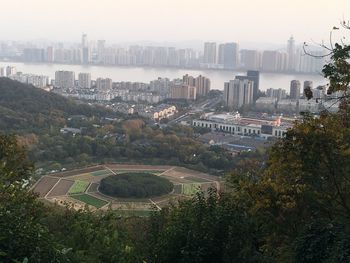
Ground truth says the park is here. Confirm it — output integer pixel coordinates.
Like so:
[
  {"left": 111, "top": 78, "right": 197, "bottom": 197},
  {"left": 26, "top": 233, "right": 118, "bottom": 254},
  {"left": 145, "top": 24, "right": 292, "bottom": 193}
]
[{"left": 31, "top": 164, "right": 221, "bottom": 216}]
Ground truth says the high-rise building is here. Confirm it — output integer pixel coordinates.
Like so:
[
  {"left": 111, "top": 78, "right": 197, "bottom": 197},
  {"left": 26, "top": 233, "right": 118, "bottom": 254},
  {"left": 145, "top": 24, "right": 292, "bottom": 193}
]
[
  {"left": 195, "top": 75, "right": 211, "bottom": 96},
  {"left": 203, "top": 42, "right": 217, "bottom": 64},
  {"left": 219, "top": 43, "right": 239, "bottom": 69},
  {"left": 240, "top": 49, "right": 261, "bottom": 70},
  {"left": 296, "top": 49, "right": 325, "bottom": 73},
  {"left": 55, "top": 71, "right": 75, "bottom": 89},
  {"left": 82, "top": 33, "right": 88, "bottom": 48},
  {"left": 183, "top": 74, "right": 196, "bottom": 86},
  {"left": 82, "top": 47, "right": 91, "bottom": 64},
  {"left": 224, "top": 79, "right": 254, "bottom": 109},
  {"left": 97, "top": 40, "right": 105, "bottom": 63},
  {"left": 78, "top": 73, "right": 91, "bottom": 89},
  {"left": 290, "top": 80, "right": 301, "bottom": 100},
  {"left": 218, "top": 44, "right": 225, "bottom": 65},
  {"left": 302, "top": 80, "right": 313, "bottom": 98},
  {"left": 277, "top": 51, "right": 288, "bottom": 72},
  {"left": 312, "top": 85, "right": 327, "bottom": 99},
  {"left": 23, "top": 48, "right": 45, "bottom": 62},
  {"left": 262, "top": 50, "right": 280, "bottom": 71},
  {"left": 266, "top": 88, "right": 286, "bottom": 101},
  {"left": 171, "top": 84, "right": 196, "bottom": 100},
  {"left": 287, "top": 36, "right": 296, "bottom": 71},
  {"left": 153, "top": 47, "right": 168, "bottom": 66},
  {"left": 142, "top": 46, "right": 154, "bottom": 65},
  {"left": 96, "top": 78, "right": 112, "bottom": 91},
  {"left": 6, "top": 66, "right": 16, "bottom": 77},
  {"left": 0, "top": 67, "right": 6, "bottom": 77},
  {"left": 167, "top": 47, "right": 179, "bottom": 66},
  {"left": 304, "top": 80, "right": 313, "bottom": 90},
  {"left": 81, "top": 33, "right": 91, "bottom": 64},
  {"left": 235, "top": 70, "right": 260, "bottom": 102},
  {"left": 183, "top": 74, "right": 211, "bottom": 96},
  {"left": 47, "top": 46, "right": 54, "bottom": 62}
]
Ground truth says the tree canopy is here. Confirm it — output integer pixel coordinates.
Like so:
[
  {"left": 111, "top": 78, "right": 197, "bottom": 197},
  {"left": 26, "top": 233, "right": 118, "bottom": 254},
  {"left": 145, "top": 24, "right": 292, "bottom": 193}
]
[{"left": 99, "top": 173, "right": 174, "bottom": 198}]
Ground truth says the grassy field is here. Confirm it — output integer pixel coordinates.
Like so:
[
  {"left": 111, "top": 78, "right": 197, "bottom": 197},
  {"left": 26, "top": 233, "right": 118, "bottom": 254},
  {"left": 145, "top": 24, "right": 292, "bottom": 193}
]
[
  {"left": 114, "top": 170, "right": 163, "bottom": 174},
  {"left": 71, "top": 194, "right": 108, "bottom": 208},
  {"left": 182, "top": 183, "right": 201, "bottom": 196},
  {"left": 184, "top": 176, "right": 211, "bottom": 183},
  {"left": 173, "top": 184, "right": 182, "bottom": 194},
  {"left": 68, "top": 180, "right": 90, "bottom": 194},
  {"left": 90, "top": 170, "right": 113, "bottom": 176}
]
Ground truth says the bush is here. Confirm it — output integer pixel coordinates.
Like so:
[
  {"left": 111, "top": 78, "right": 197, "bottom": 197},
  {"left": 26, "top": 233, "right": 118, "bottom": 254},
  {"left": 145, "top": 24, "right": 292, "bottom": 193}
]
[{"left": 99, "top": 173, "right": 173, "bottom": 198}]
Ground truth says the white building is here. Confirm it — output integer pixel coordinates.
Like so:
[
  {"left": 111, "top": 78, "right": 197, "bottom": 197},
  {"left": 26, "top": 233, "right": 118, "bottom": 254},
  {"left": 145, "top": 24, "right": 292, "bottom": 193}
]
[
  {"left": 55, "top": 71, "right": 75, "bottom": 89},
  {"left": 6, "top": 66, "right": 16, "bottom": 77},
  {"left": 224, "top": 79, "right": 254, "bottom": 109},
  {"left": 192, "top": 112, "right": 291, "bottom": 139},
  {"left": 78, "top": 73, "right": 91, "bottom": 89},
  {"left": 255, "top": 97, "right": 277, "bottom": 112},
  {"left": 298, "top": 99, "right": 319, "bottom": 113},
  {"left": 138, "top": 104, "right": 177, "bottom": 121},
  {"left": 277, "top": 99, "right": 298, "bottom": 112},
  {"left": 96, "top": 78, "right": 112, "bottom": 91},
  {"left": 10, "top": 72, "right": 50, "bottom": 89}
]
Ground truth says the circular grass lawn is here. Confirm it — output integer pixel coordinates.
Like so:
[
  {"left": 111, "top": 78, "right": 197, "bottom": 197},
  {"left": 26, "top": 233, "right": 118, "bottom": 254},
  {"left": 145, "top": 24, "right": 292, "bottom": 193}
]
[{"left": 99, "top": 172, "right": 173, "bottom": 198}]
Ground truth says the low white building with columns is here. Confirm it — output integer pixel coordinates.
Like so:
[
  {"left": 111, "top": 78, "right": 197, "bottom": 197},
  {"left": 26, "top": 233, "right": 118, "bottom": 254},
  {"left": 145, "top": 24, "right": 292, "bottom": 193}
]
[{"left": 192, "top": 112, "right": 292, "bottom": 139}]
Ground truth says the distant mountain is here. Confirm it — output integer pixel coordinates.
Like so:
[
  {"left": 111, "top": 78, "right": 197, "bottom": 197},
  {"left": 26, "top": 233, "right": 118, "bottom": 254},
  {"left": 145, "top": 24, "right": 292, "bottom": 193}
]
[{"left": 0, "top": 77, "right": 114, "bottom": 133}]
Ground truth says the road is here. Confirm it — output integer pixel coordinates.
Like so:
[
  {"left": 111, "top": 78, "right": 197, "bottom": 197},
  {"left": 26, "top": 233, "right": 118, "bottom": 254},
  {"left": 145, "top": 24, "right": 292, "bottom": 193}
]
[{"left": 168, "top": 96, "right": 222, "bottom": 125}]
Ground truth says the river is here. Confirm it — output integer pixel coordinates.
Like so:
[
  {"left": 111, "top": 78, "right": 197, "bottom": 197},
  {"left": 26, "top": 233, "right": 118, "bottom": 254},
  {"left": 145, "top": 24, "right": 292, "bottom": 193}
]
[{"left": 0, "top": 62, "right": 327, "bottom": 91}]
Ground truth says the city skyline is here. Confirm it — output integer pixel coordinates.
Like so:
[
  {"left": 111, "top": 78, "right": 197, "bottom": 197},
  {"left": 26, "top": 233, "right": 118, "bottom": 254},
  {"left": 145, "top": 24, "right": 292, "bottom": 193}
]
[
  {"left": 2, "top": 34, "right": 326, "bottom": 75},
  {"left": 0, "top": 0, "right": 349, "bottom": 45}
]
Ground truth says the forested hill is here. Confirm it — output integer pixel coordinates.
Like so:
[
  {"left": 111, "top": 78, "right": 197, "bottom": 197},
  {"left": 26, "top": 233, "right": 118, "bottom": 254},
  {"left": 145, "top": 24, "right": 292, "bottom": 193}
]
[{"left": 0, "top": 77, "right": 115, "bottom": 133}]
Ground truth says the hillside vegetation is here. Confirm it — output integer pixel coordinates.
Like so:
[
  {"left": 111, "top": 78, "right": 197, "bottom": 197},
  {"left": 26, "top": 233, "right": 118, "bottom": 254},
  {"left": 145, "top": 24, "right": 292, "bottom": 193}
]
[{"left": 0, "top": 77, "right": 115, "bottom": 133}]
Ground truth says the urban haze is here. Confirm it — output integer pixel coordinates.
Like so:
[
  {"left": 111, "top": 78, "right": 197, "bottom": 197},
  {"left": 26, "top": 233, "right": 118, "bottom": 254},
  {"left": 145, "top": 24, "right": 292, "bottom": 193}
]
[{"left": 1, "top": 1, "right": 350, "bottom": 263}]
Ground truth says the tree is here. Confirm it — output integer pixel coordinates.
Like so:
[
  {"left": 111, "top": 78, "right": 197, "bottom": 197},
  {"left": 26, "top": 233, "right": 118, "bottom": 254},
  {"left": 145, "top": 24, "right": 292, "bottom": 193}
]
[
  {"left": 227, "top": 21, "right": 350, "bottom": 261},
  {"left": 0, "top": 134, "right": 63, "bottom": 262},
  {"left": 144, "top": 190, "right": 266, "bottom": 263}
]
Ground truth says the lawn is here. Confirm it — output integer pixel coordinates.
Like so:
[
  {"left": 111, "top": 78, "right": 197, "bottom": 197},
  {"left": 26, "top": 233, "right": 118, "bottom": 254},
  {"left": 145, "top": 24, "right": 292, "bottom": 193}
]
[
  {"left": 182, "top": 183, "right": 201, "bottom": 196},
  {"left": 114, "top": 170, "right": 163, "bottom": 174},
  {"left": 71, "top": 194, "right": 108, "bottom": 208},
  {"left": 173, "top": 184, "right": 183, "bottom": 194},
  {"left": 68, "top": 180, "right": 90, "bottom": 194},
  {"left": 184, "top": 176, "right": 212, "bottom": 183},
  {"left": 90, "top": 170, "right": 113, "bottom": 176}
]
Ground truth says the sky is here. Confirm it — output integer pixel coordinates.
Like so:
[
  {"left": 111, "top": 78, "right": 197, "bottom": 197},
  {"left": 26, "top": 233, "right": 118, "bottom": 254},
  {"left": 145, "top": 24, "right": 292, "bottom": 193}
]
[{"left": 1, "top": 0, "right": 349, "bottom": 46}]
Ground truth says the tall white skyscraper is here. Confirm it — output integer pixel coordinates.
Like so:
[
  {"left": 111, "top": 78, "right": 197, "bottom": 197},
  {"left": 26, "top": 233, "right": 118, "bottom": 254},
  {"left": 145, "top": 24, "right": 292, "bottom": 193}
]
[
  {"left": 203, "top": 42, "right": 217, "bottom": 64},
  {"left": 81, "top": 33, "right": 91, "bottom": 64},
  {"left": 220, "top": 42, "right": 239, "bottom": 69},
  {"left": 224, "top": 79, "right": 254, "bottom": 109},
  {"left": 82, "top": 33, "right": 88, "bottom": 48},
  {"left": 97, "top": 40, "right": 105, "bottom": 63},
  {"left": 240, "top": 49, "right": 261, "bottom": 70},
  {"left": 287, "top": 36, "right": 296, "bottom": 71}
]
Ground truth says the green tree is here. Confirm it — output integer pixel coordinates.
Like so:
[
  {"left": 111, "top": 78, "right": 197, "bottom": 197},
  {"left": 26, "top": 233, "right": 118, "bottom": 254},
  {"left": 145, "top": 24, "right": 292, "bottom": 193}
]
[
  {"left": 144, "top": 190, "right": 265, "bottom": 263},
  {"left": 0, "top": 134, "right": 63, "bottom": 262}
]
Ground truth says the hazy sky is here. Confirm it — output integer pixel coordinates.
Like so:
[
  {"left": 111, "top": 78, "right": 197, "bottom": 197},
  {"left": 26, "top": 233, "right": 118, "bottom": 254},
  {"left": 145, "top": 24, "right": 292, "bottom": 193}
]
[{"left": 1, "top": 0, "right": 349, "bottom": 45}]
